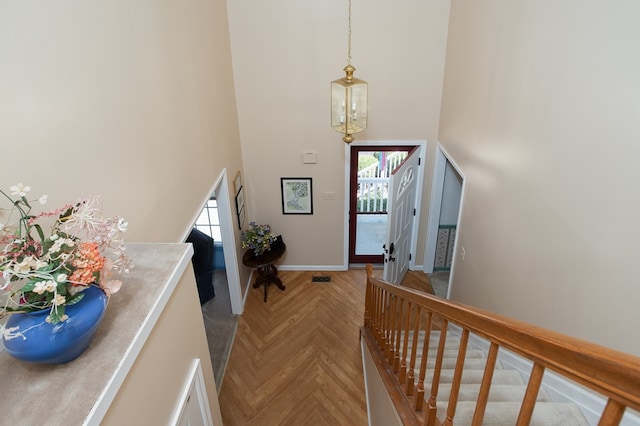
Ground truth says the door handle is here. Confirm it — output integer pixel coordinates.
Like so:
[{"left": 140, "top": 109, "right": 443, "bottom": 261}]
[{"left": 388, "top": 242, "right": 395, "bottom": 255}]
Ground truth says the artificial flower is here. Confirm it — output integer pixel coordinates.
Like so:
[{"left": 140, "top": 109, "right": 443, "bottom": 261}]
[
  {"left": 241, "top": 222, "right": 277, "bottom": 256},
  {"left": 0, "top": 184, "right": 132, "bottom": 327}
]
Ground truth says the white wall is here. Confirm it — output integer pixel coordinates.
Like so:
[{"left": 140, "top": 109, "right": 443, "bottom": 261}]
[
  {"left": 226, "top": 0, "right": 451, "bottom": 268},
  {"left": 439, "top": 0, "right": 640, "bottom": 355},
  {"left": 0, "top": 1, "right": 240, "bottom": 241},
  {"left": 0, "top": 0, "right": 252, "bottom": 290}
]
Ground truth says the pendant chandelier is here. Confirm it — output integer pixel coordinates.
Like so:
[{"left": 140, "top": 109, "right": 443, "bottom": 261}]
[{"left": 331, "top": 0, "right": 368, "bottom": 144}]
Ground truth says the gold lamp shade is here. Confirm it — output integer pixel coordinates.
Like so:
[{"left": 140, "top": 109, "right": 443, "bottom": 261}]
[{"left": 331, "top": 64, "right": 368, "bottom": 144}]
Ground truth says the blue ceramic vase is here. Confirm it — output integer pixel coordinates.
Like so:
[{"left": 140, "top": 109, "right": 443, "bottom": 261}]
[{"left": 2, "top": 285, "right": 108, "bottom": 364}]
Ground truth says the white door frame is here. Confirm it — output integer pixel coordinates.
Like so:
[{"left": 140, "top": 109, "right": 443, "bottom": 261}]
[
  {"left": 424, "top": 144, "right": 466, "bottom": 296},
  {"left": 184, "top": 169, "right": 243, "bottom": 314},
  {"left": 212, "top": 170, "right": 243, "bottom": 314},
  {"left": 344, "top": 140, "right": 427, "bottom": 269}
]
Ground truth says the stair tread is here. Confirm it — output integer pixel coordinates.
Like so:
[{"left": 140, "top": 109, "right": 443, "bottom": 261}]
[
  {"left": 436, "top": 401, "right": 590, "bottom": 426},
  {"left": 414, "top": 349, "right": 488, "bottom": 359},
  {"left": 425, "top": 357, "right": 502, "bottom": 370},
  {"left": 399, "top": 330, "right": 588, "bottom": 426},
  {"left": 423, "top": 368, "right": 525, "bottom": 385},
  {"left": 434, "top": 383, "right": 553, "bottom": 402}
]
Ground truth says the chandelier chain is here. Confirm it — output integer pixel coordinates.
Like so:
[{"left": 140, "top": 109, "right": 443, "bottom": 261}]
[{"left": 347, "top": 0, "right": 352, "bottom": 65}]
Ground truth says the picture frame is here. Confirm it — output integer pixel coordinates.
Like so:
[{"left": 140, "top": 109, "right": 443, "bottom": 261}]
[
  {"left": 235, "top": 186, "right": 245, "bottom": 214},
  {"left": 235, "top": 186, "right": 245, "bottom": 230},
  {"left": 233, "top": 171, "right": 243, "bottom": 196},
  {"left": 237, "top": 206, "right": 246, "bottom": 230},
  {"left": 281, "top": 177, "right": 313, "bottom": 215}
]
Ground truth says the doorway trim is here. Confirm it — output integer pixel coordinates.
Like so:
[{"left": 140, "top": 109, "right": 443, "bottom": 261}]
[
  {"left": 424, "top": 144, "right": 466, "bottom": 296},
  {"left": 348, "top": 145, "right": 414, "bottom": 265},
  {"left": 344, "top": 140, "right": 427, "bottom": 269},
  {"left": 185, "top": 169, "right": 243, "bottom": 314},
  {"left": 212, "top": 170, "right": 243, "bottom": 314}
]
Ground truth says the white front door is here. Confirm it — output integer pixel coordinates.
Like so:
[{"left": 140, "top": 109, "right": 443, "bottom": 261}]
[{"left": 383, "top": 147, "right": 420, "bottom": 284}]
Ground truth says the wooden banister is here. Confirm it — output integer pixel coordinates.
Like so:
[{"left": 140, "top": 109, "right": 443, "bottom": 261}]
[
  {"left": 517, "top": 362, "right": 545, "bottom": 425},
  {"left": 361, "top": 266, "right": 640, "bottom": 425},
  {"left": 473, "top": 341, "right": 499, "bottom": 425}
]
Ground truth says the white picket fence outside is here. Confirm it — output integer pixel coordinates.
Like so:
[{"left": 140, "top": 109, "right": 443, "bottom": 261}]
[
  {"left": 357, "top": 151, "right": 407, "bottom": 213},
  {"left": 357, "top": 177, "right": 388, "bottom": 213}
]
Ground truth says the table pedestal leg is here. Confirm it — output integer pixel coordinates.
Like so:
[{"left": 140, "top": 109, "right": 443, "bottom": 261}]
[{"left": 252, "top": 264, "right": 286, "bottom": 302}]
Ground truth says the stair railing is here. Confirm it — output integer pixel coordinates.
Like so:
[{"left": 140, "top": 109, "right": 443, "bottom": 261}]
[{"left": 361, "top": 265, "right": 640, "bottom": 426}]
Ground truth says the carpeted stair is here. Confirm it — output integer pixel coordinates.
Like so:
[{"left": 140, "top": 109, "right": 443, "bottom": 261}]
[{"left": 408, "top": 330, "right": 590, "bottom": 425}]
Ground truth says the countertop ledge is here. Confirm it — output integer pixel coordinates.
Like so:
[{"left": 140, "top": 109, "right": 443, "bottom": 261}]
[{"left": 0, "top": 243, "right": 194, "bottom": 426}]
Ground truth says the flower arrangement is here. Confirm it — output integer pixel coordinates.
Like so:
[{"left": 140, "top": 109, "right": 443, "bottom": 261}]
[
  {"left": 0, "top": 183, "right": 132, "bottom": 339},
  {"left": 241, "top": 222, "right": 277, "bottom": 257}
]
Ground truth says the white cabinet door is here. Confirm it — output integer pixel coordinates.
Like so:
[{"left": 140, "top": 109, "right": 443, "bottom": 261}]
[{"left": 174, "top": 359, "right": 215, "bottom": 426}]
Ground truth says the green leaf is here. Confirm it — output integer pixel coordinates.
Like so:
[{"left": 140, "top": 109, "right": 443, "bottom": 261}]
[
  {"left": 47, "top": 306, "right": 66, "bottom": 324},
  {"left": 21, "top": 281, "right": 36, "bottom": 292},
  {"left": 32, "top": 223, "right": 46, "bottom": 244},
  {"left": 38, "top": 262, "right": 55, "bottom": 272},
  {"left": 65, "top": 292, "right": 85, "bottom": 306}
]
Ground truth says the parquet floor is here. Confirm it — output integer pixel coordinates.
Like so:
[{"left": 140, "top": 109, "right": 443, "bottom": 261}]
[{"left": 218, "top": 268, "right": 432, "bottom": 425}]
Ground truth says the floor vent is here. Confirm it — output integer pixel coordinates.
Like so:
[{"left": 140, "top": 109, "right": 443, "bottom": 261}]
[{"left": 311, "top": 276, "right": 331, "bottom": 283}]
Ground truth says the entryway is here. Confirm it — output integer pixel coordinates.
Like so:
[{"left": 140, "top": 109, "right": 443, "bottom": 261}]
[
  {"left": 191, "top": 169, "right": 243, "bottom": 390},
  {"left": 424, "top": 144, "right": 465, "bottom": 299},
  {"left": 348, "top": 145, "right": 413, "bottom": 264}
]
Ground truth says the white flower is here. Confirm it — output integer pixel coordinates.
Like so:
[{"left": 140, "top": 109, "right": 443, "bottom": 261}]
[
  {"left": 14, "top": 256, "right": 33, "bottom": 274},
  {"left": 33, "top": 258, "right": 48, "bottom": 269},
  {"left": 117, "top": 218, "right": 128, "bottom": 232},
  {"left": 33, "top": 280, "right": 57, "bottom": 294},
  {"left": 38, "top": 195, "right": 48, "bottom": 205},
  {"left": 49, "top": 239, "right": 64, "bottom": 254},
  {"left": 53, "top": 294, "right": 66, "bottom": 306},
  {"left": 9, "top": 183, "right": 31, "bottom": 197},
  {"left": 48, "top": 237, "right": 73, "bottom": 254},
  {"left": 33, "top": 281, "right": 46, "bottom": 294},
  {"left": 56, "top": 273, "right": 67, "bottom": 283}
]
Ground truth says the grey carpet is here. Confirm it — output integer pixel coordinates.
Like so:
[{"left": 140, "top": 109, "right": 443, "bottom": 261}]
[
  {"left": 200, "top": 269, "right": 238, "bottom": 391},
  {"left": 416, "top": 330, "right": 589, "bottom": 425},
  {"left": 428, "top": 271, "right": 450, "bottom": 298}
]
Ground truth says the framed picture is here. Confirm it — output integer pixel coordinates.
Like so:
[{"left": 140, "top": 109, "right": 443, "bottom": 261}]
[
  {"left": 235, "top": 186, "right": 245, "bottom": 214},
  {"left": 233, "top": 171, "right": 243, "bottom": 196},
  {"left": 281, "top": 177, "right": 313, "bottom": 215},
  {"left": 237, "top": 206, "right": 246, "bottom": 230}
]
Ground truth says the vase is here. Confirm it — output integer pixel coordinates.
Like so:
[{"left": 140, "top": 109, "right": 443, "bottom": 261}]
[{"left": 2, "top": 285, "right": 108, "bottom": 364}]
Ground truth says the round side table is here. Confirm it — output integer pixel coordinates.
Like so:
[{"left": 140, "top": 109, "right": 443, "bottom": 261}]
[{"left": 242, "top": 236, "right": 286, "bottom": 302}]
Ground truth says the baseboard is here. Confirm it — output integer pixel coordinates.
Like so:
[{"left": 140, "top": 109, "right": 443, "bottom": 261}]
[
  {"left": 278, "top": 264, "right": 349, "bottom": 271},
  {"left": 277, "top": 264, "right": 423, "bottom": 272}
]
